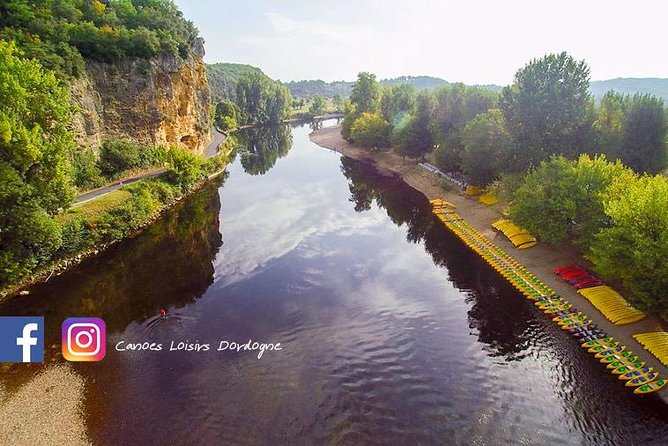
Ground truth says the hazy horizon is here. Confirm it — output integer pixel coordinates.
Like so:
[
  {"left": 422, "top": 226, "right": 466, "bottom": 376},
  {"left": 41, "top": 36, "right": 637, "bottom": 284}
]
[{"left": 175, "top": 0, "right": 668, "bottom": 84}]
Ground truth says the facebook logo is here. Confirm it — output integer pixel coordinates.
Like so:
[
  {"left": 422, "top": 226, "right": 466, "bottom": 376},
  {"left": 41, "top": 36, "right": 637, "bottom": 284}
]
[{"left": 0, "top": 317, "right": 44, "bottom": 363}]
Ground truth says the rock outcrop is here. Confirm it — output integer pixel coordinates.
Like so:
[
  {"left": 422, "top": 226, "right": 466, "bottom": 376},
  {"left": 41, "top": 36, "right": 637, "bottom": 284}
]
[{"left": 70, "top": 38, "right": 211, "bottom": 155}]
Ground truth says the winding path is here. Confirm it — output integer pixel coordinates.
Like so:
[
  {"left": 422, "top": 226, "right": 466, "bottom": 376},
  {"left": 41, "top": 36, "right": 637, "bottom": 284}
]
[{"left": 73, "top": 128, "right": 227, "bottom": 207}]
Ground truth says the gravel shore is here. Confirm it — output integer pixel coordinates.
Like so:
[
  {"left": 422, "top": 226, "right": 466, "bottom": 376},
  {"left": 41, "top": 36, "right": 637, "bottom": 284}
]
[{"left": 0, "top": 365, "right": 90, "bottom": 446}]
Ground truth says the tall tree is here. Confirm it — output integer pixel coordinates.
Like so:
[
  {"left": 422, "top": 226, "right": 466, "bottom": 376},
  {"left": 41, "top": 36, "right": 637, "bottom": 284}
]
[
  {"left": 589, "top": 174, "right": 668, "bottom": 315},
  {"left": 0, "top": 40, "right": 75, "bottom": 283},
  {"left": 461, "top": 109, "right": 512, "bottom": 186},
  {"left": 500, "top": 52, "right": 593, "bottom": 170},
  {"left": 508, "top": 154, "right": 634, "bottom": 247},
  {"left": 432, "top": 83, "right": 497, "bottom": 172},
  {"left": 350, "top": 72, "right": 381, "bottom": 114},
  {"left": 380, "top": 84, "right": 416, "bottom": 123},
  {"left": 619, "top": 94, "right": 667, "bottom": 173}
]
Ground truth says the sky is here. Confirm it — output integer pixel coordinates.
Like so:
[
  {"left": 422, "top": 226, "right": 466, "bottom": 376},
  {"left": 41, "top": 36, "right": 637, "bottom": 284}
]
[{"left": 174, "top": 0, "right": 668, "bottom": 85}]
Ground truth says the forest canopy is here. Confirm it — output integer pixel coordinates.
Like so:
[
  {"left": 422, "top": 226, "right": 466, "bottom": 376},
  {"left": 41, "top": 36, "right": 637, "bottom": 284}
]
[{"left": 0, "top": 0, "right": 200, "bottom": 77}]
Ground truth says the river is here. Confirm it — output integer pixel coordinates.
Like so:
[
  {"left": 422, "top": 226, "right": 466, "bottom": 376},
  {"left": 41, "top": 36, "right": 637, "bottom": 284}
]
[{"left": 1, "top": 121, "right": 666, "bottom": 445}]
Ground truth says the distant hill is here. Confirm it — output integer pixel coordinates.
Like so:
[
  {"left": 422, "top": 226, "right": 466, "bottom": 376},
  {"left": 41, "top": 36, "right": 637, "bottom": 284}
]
[
  {"left": 206, "top": 63, "right": 273, "bottom": 102},
  {"left": 208, "top": 64, "right": 668, "bottom": 105},
  {"left": 380, "top": 76, "right": 448, "bottom": 90},
  {"left": 590, "top": 78, "right": 668, "bottom": 102},
  {"left": 284, "top": 80, "right": 353, "bottom": 99},
  {"left": 286, "top": 76, "right": 449, "bottom": 99}
]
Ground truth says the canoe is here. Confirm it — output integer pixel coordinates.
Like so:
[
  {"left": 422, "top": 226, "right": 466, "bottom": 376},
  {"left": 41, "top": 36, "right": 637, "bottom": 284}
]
[
  {"left": 594, "top": 346, "right": 625, "bottom": 359},
  {"left": 581, "top": 337, "right": 614, "bottom": 348},
  {"left": 618, "top": 365, "right": 652, "bottom": 379},
  {"left": 588, "top": 342, "right": 620, "bottom": 353},
  {"left": 634, "top": 379, "right": 666, "bottom": 394},
  {"left": 605, "top": 354, "right": 639, "bottom": 368},
  {"left": 625, "top": 372, "right": 659, "bottom": 387}
]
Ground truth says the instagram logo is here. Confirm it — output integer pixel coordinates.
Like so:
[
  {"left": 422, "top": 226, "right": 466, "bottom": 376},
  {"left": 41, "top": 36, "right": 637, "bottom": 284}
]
[{"left": 62, "top": 318, "right": 106, "bottom": 362}]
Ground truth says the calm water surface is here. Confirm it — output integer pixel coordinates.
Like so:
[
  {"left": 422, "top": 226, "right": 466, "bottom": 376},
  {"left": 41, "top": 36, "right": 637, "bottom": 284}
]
[{"left": 1, "top": 122, "right": 667, "bottom": 445}]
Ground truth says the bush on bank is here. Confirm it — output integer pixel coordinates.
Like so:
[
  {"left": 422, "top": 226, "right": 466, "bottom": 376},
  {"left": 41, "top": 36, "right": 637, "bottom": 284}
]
[{"left": 1, "top": 147, "right": 228, "bottom": 291}]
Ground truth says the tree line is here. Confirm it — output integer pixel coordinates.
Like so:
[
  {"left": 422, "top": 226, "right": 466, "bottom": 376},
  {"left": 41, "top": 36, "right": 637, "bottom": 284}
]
[
  {"left": 0, "top": 0, "right": 199, "bottom": 78},
  {"left": 341, "top": 53, "right": 668, "bottom": 315},
  {"left": 213, "top": 71, "right": 292, "bottom": 131},
  {"left": 342, "top": 53, "right": 667, "bottom": 179}
]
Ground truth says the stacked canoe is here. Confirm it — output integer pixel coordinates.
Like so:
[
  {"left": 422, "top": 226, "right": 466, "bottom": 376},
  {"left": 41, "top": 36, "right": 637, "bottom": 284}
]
[
  {"left": 633, "top": 332, "right": 668, "bottom": 367},
  {"left": 491, "top": 219, "right": 538, "bottom": 249},
  {"left": 429, "top": 199, "right": 665, "bottom": 395},
  {"left": 478, "top": 194, "right": 498, "bottom": 206},
  {"left": 578, "top": 286, "right": 645, "bottom": 325}
]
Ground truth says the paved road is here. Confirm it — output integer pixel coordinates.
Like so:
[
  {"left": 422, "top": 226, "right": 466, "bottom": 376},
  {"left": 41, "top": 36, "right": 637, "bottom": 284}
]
[{"left": 74, "top": 128, "right": 227, "bottom": 206}]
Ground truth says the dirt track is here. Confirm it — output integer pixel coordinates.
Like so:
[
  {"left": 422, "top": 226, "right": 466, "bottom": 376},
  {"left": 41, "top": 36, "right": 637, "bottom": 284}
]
[{"left": 310, "top": 125, "right": 668, "bottom": 400}]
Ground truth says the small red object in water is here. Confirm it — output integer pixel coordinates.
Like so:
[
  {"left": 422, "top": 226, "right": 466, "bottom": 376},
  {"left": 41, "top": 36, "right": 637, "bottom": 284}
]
[{"left": 159, "top": 309, "right": 167, "bottom": 317}]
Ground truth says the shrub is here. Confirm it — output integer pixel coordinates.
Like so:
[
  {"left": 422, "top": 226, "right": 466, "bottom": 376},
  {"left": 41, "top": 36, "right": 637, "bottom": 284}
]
[
  {"left": 72, "top": 148, "right": 104, "bottom": 190},
  {"left": 99, "top": 139, "right": 143, "bottom": 176},
  {"left": 349, "top": 112, "right": 391, "bottom": 148},
  {"left": 166, "top": 147, "right": 206, "bottom": 190}
]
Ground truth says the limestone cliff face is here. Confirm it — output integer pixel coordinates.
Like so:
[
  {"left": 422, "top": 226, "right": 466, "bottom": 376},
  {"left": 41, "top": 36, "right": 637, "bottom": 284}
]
[{"left": 70, "top": 39, "right": 211, "bottom": 155}]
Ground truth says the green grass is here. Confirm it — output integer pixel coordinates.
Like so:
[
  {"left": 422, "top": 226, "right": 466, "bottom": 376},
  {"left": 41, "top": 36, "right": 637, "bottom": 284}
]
[{"left": 57, "top": 190, "right": 133, "bottom": 224}]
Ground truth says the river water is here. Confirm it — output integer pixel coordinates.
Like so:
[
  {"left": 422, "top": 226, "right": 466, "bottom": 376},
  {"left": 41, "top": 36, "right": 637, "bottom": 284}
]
[{"left": 1, "top": 122, "right": 666, "bottom": 445}]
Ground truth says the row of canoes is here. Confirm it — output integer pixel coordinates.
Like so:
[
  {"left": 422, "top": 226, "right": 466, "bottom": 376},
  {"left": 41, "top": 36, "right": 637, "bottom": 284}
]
[{"left": 429, "top": 199, "right": 665, "bottom": 395}]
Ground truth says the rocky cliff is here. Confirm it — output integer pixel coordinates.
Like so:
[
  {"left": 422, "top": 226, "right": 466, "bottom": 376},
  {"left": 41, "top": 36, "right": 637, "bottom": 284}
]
[{"left": 70, "top": 38, "right": 211, "bottom": 155}]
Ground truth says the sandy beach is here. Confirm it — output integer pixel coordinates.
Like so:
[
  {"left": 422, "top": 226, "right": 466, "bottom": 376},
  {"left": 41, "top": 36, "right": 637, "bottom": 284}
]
[
  {"left": 0, "top": 365, "right": 90, "bottom": 445},
  {"left": 310, "top": 125, "right": 668, "bottom": 401}
]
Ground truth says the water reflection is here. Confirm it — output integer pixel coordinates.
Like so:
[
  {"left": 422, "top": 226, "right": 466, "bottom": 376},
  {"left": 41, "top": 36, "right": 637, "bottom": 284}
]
[
  {"left": 0, "top": 179, "right": 224, "bottom": 378},
  {"left": 340, "top": 156, "right": 533, "bottom": 359},
  {"left": 237, "top": 125, "right": 293, "bottom": 175}
]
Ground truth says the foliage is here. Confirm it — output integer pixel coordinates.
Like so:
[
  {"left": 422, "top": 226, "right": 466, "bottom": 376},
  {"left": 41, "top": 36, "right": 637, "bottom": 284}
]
[
  {"left": 589, "top": 175, "right": 668, "bottom": 315},
  {"left": 236, "top": 71, "right": 292, "bottom": 125},
  {"left": 618, "top": 94, "right": 667, "bottom": 173},
  {"left": 99, "top": 139, "right": 165, "bottom": 177},
  {"left": 72, "top": 148, "right": 104, "bottom": 190},
  {"left": 214, "top": 100, "right": 240, "bottom": 131},
  {"left": 431, "top": 83, "right": 497, "bottom": 172},
  {"left": 349, "top": 112, "right": 391, "bottom": 148},
  {"left": 460, "top": 109, "right": 512, "bottom": 186},
  {"left": 166, "top": 146, "right": 206, "bottom": 190},
  {"left": 508, "top": 154, "right": 634, "bottom": 247},
  {"left": 500, "top": 52, "right": 593, "bottom": 171},
  {"left": 0, "top": 0, "right": 200, "bottom": 77},
  {"left": 380, "top": 84, "right": 416, "bottom": 123},
  {"left": 284, "top": 75, "right": 447, "bottom": 99},
  {"left": 350, "top": 72, "right": 382, "bottom": 114},
  {"left": 206, "top": 62, "right": 270, "bottom": 102},
  {"left": 393, "top": 91, "right": 434, "bottom": 159},
  {"left": 0, "top": 40, "right": 75, "bottom": 284},
  {"left": 593, "top": 92, "right": 667, "bottom": 173},
  {"left": 308, "top": 95, "right": 327, "bottom": 117}
]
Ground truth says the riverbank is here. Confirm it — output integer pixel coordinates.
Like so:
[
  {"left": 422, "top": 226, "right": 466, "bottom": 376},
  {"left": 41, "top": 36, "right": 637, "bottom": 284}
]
[
  {"left": 310, "top": 125, "right": 668, "bottom": 400},
  {"left": 0, "top": 365, "right": 89, "bottom": 445},
  {"left": 0, "top": 143, "right": 234, "bottom": 301}
]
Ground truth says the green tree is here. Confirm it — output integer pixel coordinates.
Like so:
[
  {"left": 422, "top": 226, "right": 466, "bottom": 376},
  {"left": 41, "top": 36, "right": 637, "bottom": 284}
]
[
  {"left": 332, "top": 94, "right": 343, "bottom": 112},
  {"left": 166, "top": 146, "right": 205, "bottom": 190},
  {"left": 508, "top": 154, "right": 634, "bottom": 247},
  {"left": 380, "top": 84, "right": 416, "bottom": 123},
  {"left": 618, "top": 94, "right": 667, "bottom": 173},
  {"left": 432, "top": 83, "right": 497, "bottom": 172},
  {"left": 589, "top": 175, "right": 668, "bottom": 315},
  {"left": 500, "top": 52, "right": 593, "bottom": 170},
  {"left": 350, "top": 72, "right": 381, "bottom": 114},
  {"left": 461, "top": 109, "right": 512, "bottom": 186},
  {"left": 592, "top": 91, "right": 626, "bottom": 157},
  {"left": 214, "top": 100, "right": 240, "bottom": 131},
  {"left": 0, "top": 40, "right": 75, "bottom": 284},
  {"left": 236, "top": 72, "right": 292, "bottom": 125},
  {"left": 350, "top": 112, "right": 390, "bottom": 148},
  {"left": 308, "top": 95, "right": 326, "bottom": 117}
]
